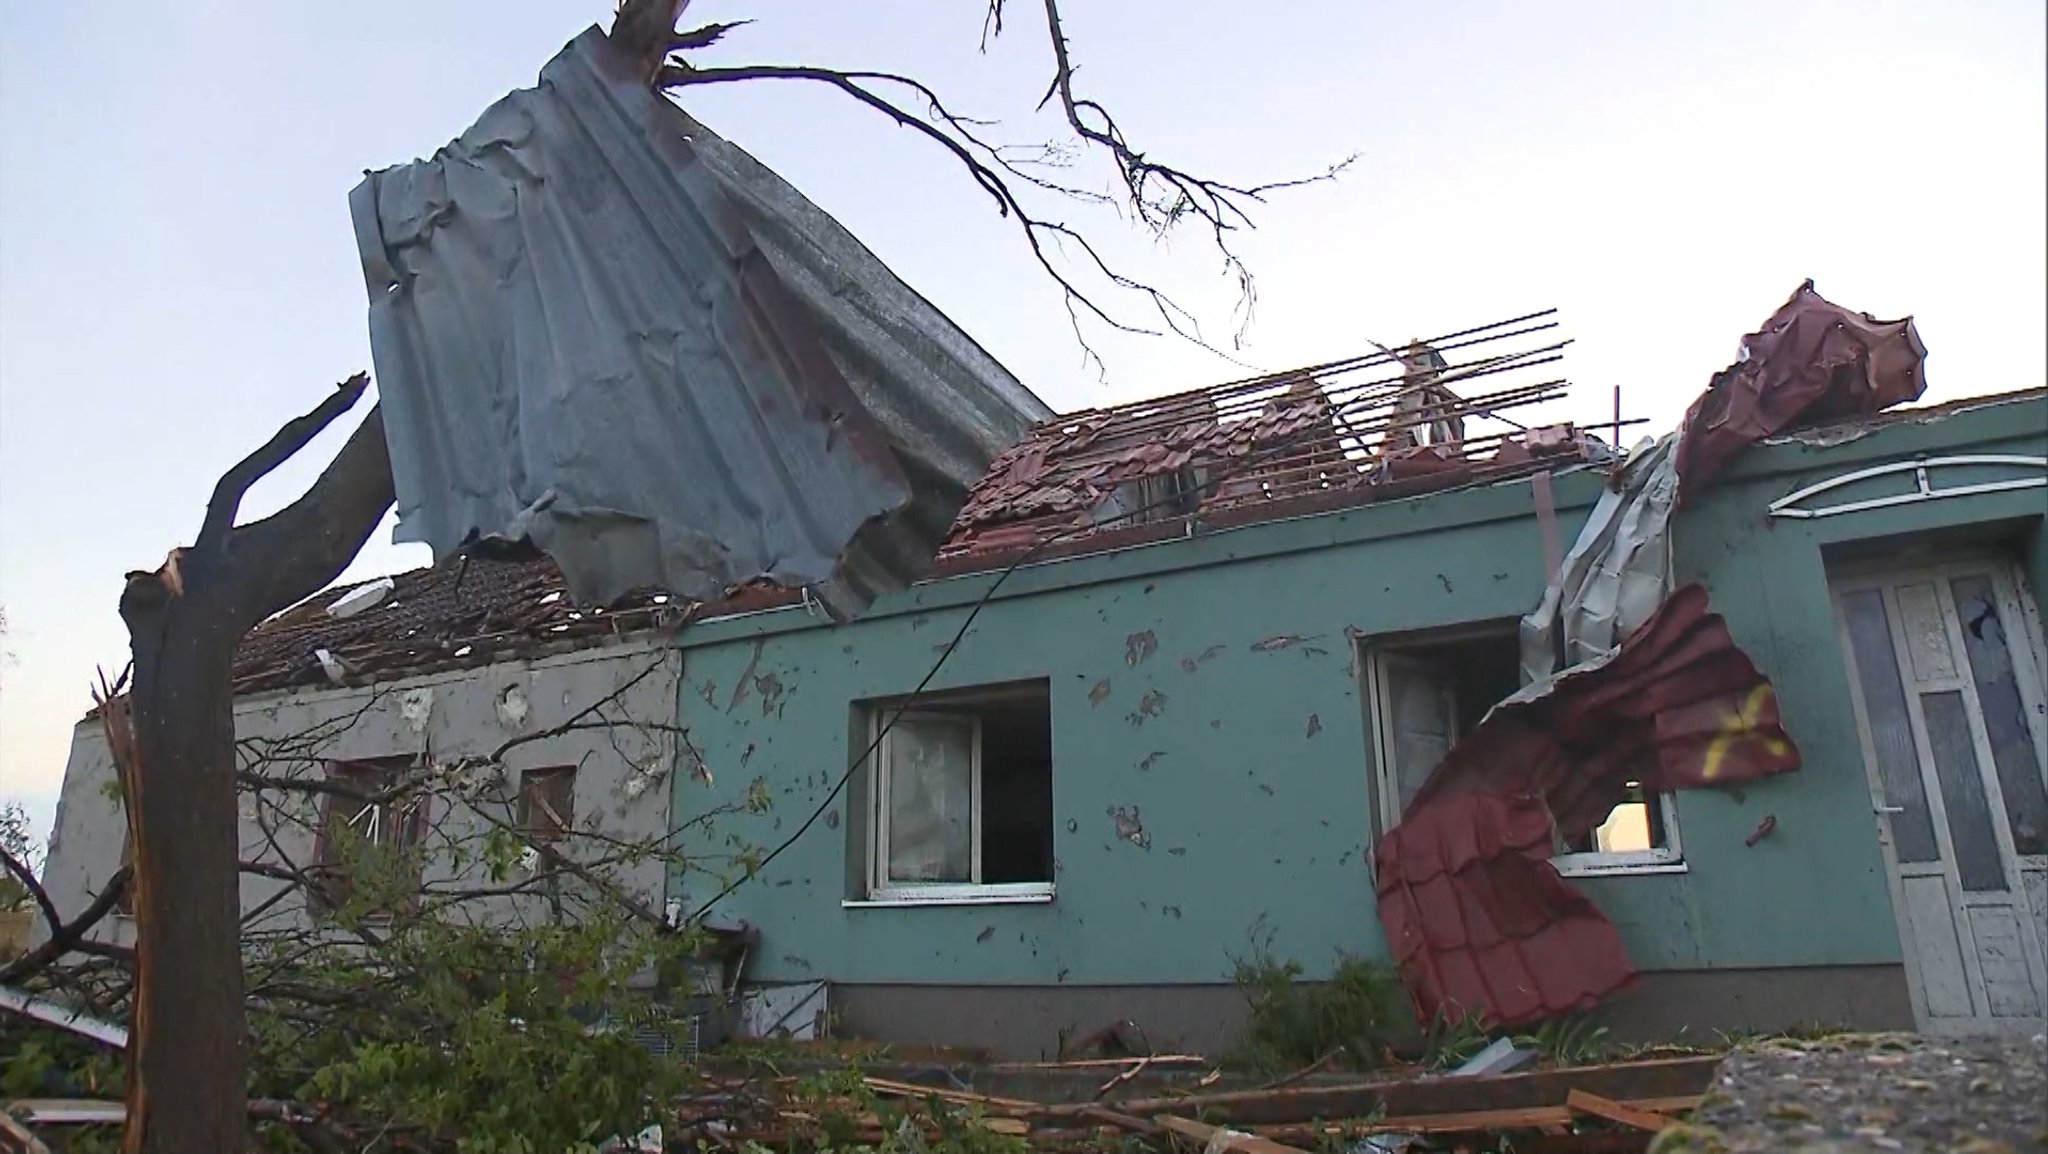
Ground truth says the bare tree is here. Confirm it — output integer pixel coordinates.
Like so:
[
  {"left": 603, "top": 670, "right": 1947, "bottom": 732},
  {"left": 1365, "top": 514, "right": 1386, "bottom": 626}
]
[
  {"left": 13, "top": 657, "right": 757, "bottom": 1152},
  {"left": 104, "top": 2, "right": 1337, "bottom": 1148}
]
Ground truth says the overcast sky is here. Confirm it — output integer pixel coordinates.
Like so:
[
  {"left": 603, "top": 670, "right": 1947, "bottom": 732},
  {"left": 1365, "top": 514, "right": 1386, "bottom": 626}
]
[{"left": 3, "top": 0, "right": 2043, "bottom": 847}]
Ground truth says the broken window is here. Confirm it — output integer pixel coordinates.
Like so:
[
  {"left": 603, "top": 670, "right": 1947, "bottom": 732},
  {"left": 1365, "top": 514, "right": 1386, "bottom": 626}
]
[
  {"left": 1365, "top": 626, "right": 1683, "bottom": 875},
  {"left": 518, "top": 766, "right": 578, "bottom": 843},
  {"left": 1090, "top": 466, "right": 1210, "bottom": 527},
  {"left": 854, "top": 681, "right": 1054, "bottom": 903},
  {"left": 313, "top": 757, "right": 427, "bottom": 912}
]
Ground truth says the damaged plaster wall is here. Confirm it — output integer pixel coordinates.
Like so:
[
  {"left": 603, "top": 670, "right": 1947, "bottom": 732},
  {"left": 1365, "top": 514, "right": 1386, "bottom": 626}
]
[
  {"left": 35, "top": 638, "right": 683, "bottom": 952},
  {"left": 666, "top": 471, "right": 1620, "bottom": 1036},
  {"left": 1616, "top": 390, "right": 2048, "bottom": 975},
  {"left": 661, "top": 391, "right": 2048, "bottom": 1056}
]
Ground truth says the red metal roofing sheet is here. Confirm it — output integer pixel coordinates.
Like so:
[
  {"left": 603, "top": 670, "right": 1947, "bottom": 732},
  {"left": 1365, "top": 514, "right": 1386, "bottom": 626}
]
[
  {"left": 1676, "top": 279, "right": 1926, "bottom": 505},
  {"left": 1377, "top": 584, "right": 1801, "bottom": 1028},
  {"left": 1373, "top": 789, "right": 1636, "bottom": 1029}
]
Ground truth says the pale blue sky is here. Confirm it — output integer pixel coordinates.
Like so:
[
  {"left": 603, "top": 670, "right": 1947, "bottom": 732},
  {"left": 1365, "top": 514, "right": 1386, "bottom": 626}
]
[{"left": 3, "top": 1, "right": 2043, "bottom": 847}]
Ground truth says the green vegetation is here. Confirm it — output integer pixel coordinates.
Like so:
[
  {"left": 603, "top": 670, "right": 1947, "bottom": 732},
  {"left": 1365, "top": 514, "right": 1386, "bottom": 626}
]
[
  {"left": 1230, "top": 949, "right": 1410, "bottom": 1073},
  {"left": 1235, "top": 947, "right": 1626, "bottom": 1077}
]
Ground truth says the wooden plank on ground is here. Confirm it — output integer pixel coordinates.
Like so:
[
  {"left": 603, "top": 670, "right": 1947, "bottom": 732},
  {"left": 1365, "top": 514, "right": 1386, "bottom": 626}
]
[
  {"left": 1510, "top": 1133, "right": 1655, "bottom": 1154},
  {"left": 1015, "top": 1054, "right": 1207, "bottom": 1069},
  {"left": 1107, "top": 1055, "right": 1722, "bottom": 1125},
  {"left": 1256, "top": 1096, "right": 1700, "bottom": 1144},
  {"left": 1155, "top": 1114, "right": 1310, "bottom": 1153},
  {"left": 0, "top": 1108, "right": 54, "bottom": 1154},
  {"left": 1565, "top": 1089, "right": 1676, "bottom": 1132},
  {"left": 862, "top": 1076, "right": 1039, "bottom": 1114}
]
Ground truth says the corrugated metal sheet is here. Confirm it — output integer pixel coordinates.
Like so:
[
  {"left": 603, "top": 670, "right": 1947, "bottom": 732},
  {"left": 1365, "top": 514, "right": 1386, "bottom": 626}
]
[
  {"left": 1415, "top": 583, "right": 1800, "bottom": 837},
  {"left": 1519, "top": 281, "right": 1925, "bottom": 685},
  {"left": 1376, "top": 282, "right": 1924, "bottom": 1029},
  {"left": 350, "top": 26, "right": 1049, "bottom": 620},
  {"left": 1373, "top": 790, "right": 1636, "bottom": 1028},
  {"left": 1377, "top": 585, "right": 1799, "bottom": 1028},
  {"left": 1677, "top": 279, "right": 1926, "bottom": 506}
]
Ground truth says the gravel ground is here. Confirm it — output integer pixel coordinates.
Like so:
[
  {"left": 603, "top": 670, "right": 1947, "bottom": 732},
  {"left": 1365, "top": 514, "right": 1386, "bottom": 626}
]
[{"left": 1650, "top": 1032, "right": 2046, "bottom": 1153}]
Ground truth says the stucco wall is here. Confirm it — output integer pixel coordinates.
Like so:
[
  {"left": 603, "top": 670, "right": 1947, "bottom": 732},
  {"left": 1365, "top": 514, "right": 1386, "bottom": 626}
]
[
  {"left": 669, "top": 471, "right": 1607, "bottom": 987},
  {"left": 36, "top": 637, "right": 681, "bottom": 951},
  {"left": 667, "top": 393, "right": 2048, "bottom": 1003}
]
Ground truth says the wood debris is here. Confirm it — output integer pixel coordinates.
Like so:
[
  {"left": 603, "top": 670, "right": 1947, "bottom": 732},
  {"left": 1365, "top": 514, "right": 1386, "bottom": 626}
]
[{"left": 645, "top": 1053, "right": 1723, "bottom": 1151}]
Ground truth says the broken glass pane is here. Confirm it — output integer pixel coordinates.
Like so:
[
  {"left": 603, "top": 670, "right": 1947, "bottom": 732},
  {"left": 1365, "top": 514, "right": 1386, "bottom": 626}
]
[
  {"left": 1922, "top": 690, "right": 2008, "bottom": 892},
  {"left": 884, "top": 718, "right": 976, "bottom": 883},
  {"left": 1840, "top": 590, "right": 1940, "bottom": 863},
  {"left": 1950, "top": 576, "right": 2048, "bottom": 856}
]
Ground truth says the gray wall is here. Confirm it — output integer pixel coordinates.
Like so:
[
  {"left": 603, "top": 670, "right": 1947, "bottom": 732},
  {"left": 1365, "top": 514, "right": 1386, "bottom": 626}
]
[{"left": 35, "top": 637, "right": 681, "bottom": 952}]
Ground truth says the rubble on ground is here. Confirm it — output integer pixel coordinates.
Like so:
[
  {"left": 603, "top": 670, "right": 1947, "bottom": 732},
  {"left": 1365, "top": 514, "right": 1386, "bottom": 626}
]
[{"left": 1654, "top": 1033, "right": 2047, "bottom": 1154}]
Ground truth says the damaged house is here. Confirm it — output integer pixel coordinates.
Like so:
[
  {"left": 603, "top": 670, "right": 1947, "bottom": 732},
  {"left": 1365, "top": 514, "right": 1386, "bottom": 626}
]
[{"left": 35, "top": 290, "right": 2048, "bottom": 1059}]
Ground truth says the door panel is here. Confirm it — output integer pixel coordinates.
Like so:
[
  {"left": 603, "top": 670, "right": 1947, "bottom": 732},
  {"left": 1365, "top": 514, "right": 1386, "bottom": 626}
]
[
  {"left": 1902, "top": 873, "right": 1975, "bottom": 1018},
  {"left": 1951, "top": 575, "right": 2048, "bottom": 856},
  {"left": 2027, "top": 871, "right": 2048, "bottom": 990},
  {"left": 1833, "top": 559, "right": 2048, "bottom": 1035},
  {"left": 1970, "top": 905, "right": 2042, "bottom": 1016},
  {"left": 1839, "top": 588, "right": 1942, "bottom": 861},
  {"left": 1922, "top": 689, "right": 2010, "bottom": 893}
]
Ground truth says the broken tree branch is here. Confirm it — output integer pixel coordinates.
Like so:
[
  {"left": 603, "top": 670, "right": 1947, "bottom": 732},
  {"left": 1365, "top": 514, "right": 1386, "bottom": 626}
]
[
  {"left": 2, "top": 844, "right": 61, "bottom": 937},
  {"left": 659, "top": 7, "right": 1348, "bottom": 370},
  {"left": 197, "top": 373, "right": 370, "bottom": 556},
  {"left": 222, "top": 400, "right": 394, "bottom": 627},
  {"left": 0, "top": 868, "right": 134, "bottom": 985}
]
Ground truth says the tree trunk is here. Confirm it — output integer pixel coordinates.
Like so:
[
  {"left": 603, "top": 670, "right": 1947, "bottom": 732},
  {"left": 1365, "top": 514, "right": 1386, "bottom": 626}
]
[
  {"left": 112, "top": 15, "right": 700, "bottom": 1150},
  {"left": 118, "top": 391, "right": 394, "bottom": 1154},
  {"left": 117, "top": 572, "right": 247, "bottom": 1153}
]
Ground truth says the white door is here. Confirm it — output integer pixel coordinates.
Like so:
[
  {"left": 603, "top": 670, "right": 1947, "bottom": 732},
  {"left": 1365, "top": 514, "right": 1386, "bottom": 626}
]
[{"left": 1831, "top": 560, "right": 2048, "bottom": 1035}]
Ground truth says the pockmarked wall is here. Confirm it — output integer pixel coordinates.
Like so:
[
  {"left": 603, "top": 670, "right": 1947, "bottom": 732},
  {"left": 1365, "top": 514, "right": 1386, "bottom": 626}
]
[
  {"left": 668, "top": 473, "right": 1608, "bottom": 990},
  {"left": 35, "top": 638, "right": 682, "bottom": 953},
  {"left": 1659, "top": 392, "right": 2048, "bottom": 968},
  {"left": 669, "top": 391, "right": 2046, "bottom": 1052}
]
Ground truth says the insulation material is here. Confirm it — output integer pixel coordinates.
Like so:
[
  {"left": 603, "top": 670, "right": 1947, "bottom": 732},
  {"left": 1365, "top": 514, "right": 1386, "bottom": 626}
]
[
  {"left": 351, "top": 27, "right": 1048, "bottom": 619},
  {"left": 1519, "top": 438, "right": 1678, "bottom": 684},
  {"left": 740, "top": 981, "right": 829, "bottom": 1041}
]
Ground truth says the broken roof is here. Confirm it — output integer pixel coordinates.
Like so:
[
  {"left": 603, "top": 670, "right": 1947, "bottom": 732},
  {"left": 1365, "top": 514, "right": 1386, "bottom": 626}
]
[
  {"left": 938, "top": 315, "right": 1609, "bottom": 564},
  {"left": 228, "top": 378, "right": 2033, "bottom": 698},
  {"left": 232, "top": 326, "right": 1616, "bottom": 694}
]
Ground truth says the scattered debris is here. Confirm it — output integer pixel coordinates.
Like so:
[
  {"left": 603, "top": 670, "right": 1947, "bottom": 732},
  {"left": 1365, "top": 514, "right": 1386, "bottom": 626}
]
[
  {"left": 1744, "top": 815, "right": 1777, "bottom": 847},
  {"left": 1670, "top": 1033, "right": 2044, "bottom": 1153},
  {"left": 632, "top": 1051, "right": 1727, "bottom": 1151},
  {"left": 0, "top": 985, "right": 127, "bottom": 1049},
  {"left": 325, "top": 576, "right": 394, "bottom": 618}
]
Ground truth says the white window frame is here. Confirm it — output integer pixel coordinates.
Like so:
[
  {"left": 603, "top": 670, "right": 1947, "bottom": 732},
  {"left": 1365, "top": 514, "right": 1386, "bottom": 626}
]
[
  {"left": 1365, "top": 630, "right": 1687, "bottom": 878},
  {"left": 1550, "top": 788, "right": 1686, "bottom": 878},
  {"left": 859, "top": 709, "right": 1055, "bottom": 907}
]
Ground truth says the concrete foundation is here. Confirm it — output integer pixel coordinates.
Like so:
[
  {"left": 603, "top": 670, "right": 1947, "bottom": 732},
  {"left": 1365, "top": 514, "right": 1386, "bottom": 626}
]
[{"left": 829, "top": 964, "right": 1917, "bottom": 1060}]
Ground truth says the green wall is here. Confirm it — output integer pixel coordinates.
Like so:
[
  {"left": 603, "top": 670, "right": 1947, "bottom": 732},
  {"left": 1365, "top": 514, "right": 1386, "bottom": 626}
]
[{"left": 669, "top": 392, "right": 2048, "bottom": 987}]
